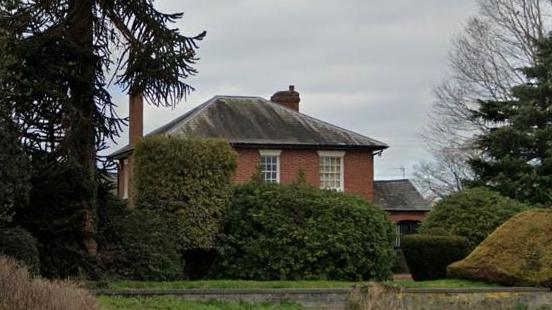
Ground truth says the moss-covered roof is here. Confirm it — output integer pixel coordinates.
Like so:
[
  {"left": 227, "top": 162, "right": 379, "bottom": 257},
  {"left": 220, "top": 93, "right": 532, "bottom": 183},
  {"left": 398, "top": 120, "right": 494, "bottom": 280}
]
[{"left": 109, "top": 96, "right": 388, "bottom": 159}]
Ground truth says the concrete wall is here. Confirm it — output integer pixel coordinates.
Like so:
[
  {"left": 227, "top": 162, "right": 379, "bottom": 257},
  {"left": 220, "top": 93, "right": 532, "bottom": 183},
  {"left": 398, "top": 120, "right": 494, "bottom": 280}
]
[{"left": 95, "top": 287, "right": 552, "bottom": 310}]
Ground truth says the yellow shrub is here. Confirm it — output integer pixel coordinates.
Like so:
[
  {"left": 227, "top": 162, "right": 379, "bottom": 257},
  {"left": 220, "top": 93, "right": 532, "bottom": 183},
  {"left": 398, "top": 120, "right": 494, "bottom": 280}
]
[{"left": 448, "top": 209, "right": 552, "bottom": 287}]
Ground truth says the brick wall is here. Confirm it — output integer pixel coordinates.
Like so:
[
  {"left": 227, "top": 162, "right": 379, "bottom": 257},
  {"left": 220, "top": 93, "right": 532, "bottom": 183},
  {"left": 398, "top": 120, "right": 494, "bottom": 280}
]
[
  {"left": 119, "top": 147, "right": 376, "bottom": 204},
  {"left": 233, "top": 147, "right": 375, "bottom": 201}
]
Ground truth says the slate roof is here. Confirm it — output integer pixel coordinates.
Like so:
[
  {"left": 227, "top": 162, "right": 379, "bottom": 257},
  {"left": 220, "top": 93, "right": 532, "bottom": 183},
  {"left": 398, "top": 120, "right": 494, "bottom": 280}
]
[
  {"left": 109, "top": 95, "right": 388, "bottom": 158},
  {"left": 373, "top": 179, "right": 431, "bottom": 212}
]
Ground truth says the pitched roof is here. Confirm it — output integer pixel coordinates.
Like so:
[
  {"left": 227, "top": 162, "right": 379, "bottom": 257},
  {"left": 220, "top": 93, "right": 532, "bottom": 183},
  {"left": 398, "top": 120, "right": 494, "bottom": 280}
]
[
  {"left": 373, "top": 179, "right": 431, "bottom": 212},
  {"left": 109, "top": 95, "right": 388, "bottom": 158}
]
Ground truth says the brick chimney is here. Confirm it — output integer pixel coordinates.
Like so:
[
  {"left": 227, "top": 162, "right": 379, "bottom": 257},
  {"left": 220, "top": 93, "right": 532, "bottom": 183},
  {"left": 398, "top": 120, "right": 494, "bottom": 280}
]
[
  {"left": 271, "top": 85, "right": 300, "bottom": 111},
  {"left": 129, "top": 90, "right": 143, "bottom": 145}
]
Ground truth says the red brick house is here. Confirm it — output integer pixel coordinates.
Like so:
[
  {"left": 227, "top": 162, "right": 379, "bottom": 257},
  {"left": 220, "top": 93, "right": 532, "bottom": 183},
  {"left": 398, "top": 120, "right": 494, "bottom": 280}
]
[{"left": 109, "top": 86, "right": 430, "bottom": 229}]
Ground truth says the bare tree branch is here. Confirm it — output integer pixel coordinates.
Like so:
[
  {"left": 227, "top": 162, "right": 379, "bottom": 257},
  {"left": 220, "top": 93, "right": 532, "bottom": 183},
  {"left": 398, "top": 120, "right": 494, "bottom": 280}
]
[{"left": 418, "top": 0, "right": 551, "bottom": 198}]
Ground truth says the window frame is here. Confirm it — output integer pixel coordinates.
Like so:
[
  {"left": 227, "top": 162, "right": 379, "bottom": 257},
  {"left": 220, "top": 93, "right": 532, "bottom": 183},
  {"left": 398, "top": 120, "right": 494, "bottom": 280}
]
[
  {"left": 259, "top": 149, "right": 281, "bottom": 184},
  {"left": 317, "top": 150, "right": 345, "bottom": 191},
  {"left": 395, "top": 220, "right": 420, "bottom": 248}
]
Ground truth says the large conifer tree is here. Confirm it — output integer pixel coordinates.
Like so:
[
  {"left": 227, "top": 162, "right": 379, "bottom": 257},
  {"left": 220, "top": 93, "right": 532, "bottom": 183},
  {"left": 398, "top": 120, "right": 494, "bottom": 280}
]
[
  {"left": 0, "top": 0, "right": 205, "bottom": 256},
  {"left": 470, "top": 36, "right": 552, "bottom": 206}
]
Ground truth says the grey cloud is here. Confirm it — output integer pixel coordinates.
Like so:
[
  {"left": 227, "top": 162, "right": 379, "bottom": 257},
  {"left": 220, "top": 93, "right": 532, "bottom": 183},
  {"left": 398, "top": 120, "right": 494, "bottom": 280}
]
[{"left": 108, "top": 0, "right": 478, "bottom": 179}]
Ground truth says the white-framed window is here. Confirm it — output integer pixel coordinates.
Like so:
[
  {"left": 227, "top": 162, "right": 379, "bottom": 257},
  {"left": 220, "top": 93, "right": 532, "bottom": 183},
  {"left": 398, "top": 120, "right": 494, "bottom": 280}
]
[
  {"left": 318, "top": 151, "right": 345, "bottom": 191},
  {"left": 123, "top": 159, "right": 129, "bottom": 199},
  {"left": 259, "top": 150, "right": 281, "bottom": 183}
]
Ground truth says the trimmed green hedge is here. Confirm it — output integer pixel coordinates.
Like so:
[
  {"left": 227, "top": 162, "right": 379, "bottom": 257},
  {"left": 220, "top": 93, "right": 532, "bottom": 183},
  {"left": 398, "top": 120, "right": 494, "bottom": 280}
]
[
  {"left": 420, "top": 187, "right": 528, "bottom": 248},
  {"left": 133, "top": 137, "right": 236, "bottom": 251},
  {"left": 448, "top": 209, "right": 552, "bottom": 287},
  {"left": 402, "top": 234, "right": 469, "bottom": 281},
  {"left": 0, "top": 227, "right": 39, "bottom": 273},
  {"left": 216, "top": 183, "right": 396, "bottom": 281},
  {"left": 98, "top": 193, "right": 182, "bottom": 280}
]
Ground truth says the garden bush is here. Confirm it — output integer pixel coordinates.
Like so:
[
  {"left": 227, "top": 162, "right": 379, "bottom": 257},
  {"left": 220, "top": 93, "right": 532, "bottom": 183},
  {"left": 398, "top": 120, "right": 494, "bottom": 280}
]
[
  {"left": 133, "top": 137, "right": 236, "bottom": 252},
  {"left": 97, "top": 192, "right": 182, "bottom": 280},
  {"left": 216, "top": 183, "right": 396, "bottom": 281},
  {"left": 0, "top": 256, "right": 97, "bottom": 310},
  {"left": 0, "top": 228, "right": 39, "bottom": 273},
  {"left": 448, "top": 209, "right": 552, "bottom": 287},
  {"left": 16, "top": 164, "right": 98, "bottom": 278},
  {"left": 401, "top": 234, "right": 469, "bottom": 281},
  {"left": 0, "top": 106, "right": 30, "bottom": 225},
  {"left": 420, "top": 187, "right": 528, "bottom": 248}
]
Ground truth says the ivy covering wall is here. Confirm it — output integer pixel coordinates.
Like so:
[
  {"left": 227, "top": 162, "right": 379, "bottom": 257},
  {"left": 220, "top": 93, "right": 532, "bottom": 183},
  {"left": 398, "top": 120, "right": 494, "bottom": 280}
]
[{"left": 133, "top": 136, "right": 237, "bottom": 251}]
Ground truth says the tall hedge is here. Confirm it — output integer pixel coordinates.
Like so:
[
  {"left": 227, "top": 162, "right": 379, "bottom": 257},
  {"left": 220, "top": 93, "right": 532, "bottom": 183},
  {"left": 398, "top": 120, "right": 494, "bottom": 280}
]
[
  {"left": 133, "top": 137, "right": 236, "bottom": 251},
  {"left": 401, "top": 234, "right": 469, "bottom": 281},
  {"left": 216, "top": 183, "right": 396, "bottom": 281},
  {"left": 420, "top": 187, "right": 528, "bottom": 248}
]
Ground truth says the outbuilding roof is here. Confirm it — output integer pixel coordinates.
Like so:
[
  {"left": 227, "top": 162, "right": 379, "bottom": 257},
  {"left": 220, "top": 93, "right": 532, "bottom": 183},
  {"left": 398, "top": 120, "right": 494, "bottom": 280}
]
[
  {"left": 109, "top": 95, "right": 388, "bottom": 158},
  {"left": 373, "top": 179, "right": 431, "bottom": 212}
]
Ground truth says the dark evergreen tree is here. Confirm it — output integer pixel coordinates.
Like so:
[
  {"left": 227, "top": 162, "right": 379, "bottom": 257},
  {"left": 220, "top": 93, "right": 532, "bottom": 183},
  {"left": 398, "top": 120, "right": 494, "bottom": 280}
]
[
  {"left": 470, "top": 36, "right": 552, "bottom": 206},
  {"left": 0, "top": 104, "right": 30, "bottom": 226},
  {"left": 0, "top": 0, "right": 204, "bottom": 258}
]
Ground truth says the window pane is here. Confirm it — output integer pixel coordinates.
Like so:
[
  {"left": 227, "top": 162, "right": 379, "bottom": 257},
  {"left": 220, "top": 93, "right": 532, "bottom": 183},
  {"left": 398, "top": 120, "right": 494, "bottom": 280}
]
[
  {"left": 260, "top": 155, "right": 279, "bottom": 183},
  {"left": 319, "top": 156, "right": 342, "bottom": 191}
]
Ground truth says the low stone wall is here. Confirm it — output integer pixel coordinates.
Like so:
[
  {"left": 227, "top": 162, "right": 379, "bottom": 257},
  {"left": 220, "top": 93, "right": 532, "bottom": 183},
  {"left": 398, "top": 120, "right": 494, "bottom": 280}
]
[{"left": 95, "top": 287, "right": 552, "bottom": 310}]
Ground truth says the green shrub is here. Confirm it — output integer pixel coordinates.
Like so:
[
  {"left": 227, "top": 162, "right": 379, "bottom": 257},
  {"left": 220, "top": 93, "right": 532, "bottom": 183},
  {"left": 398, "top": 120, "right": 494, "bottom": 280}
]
[
  {"left": 0, "top": 228, "right": 39, "bottom": 273},
  {"left": 133, "top": 137, "right": 236, "bottom": 251},
  {"left": 0, "top": 106, "right": 31, "bottom": 225},
  {"left": 16, "top": 164, "right": 97, "bottom": 278},
  {"left": 448, "top": 209, "right": 552, "bottom": 287},
  {"left": 420, "top": 187, "right": 528, "bottom": 248},
  {"left": 216, "top": 183, "right": 396, "bottom": 281},
  {"left": 402, "top": 234, "right": 469, "bottom": 281},
  {"left": 97, "top": 193, "right": 182, "bottom": 280}
]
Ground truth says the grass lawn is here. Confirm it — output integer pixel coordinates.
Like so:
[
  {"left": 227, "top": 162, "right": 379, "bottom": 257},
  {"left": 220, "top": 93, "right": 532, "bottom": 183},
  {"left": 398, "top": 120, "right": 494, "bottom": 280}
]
[
  {"left": 98, "top": 296, "right": 302, "bottom": 310},
  {"left": 101, "top": 279, "right": 498, "bottom": 290}
]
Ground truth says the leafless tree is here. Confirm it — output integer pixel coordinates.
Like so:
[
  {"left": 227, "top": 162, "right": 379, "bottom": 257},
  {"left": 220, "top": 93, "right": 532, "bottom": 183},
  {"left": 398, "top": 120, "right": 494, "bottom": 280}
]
[
  {"left": 416, "top": 0, "right": 551, "bottom": 198},
  {"left": 413, "top": 146, "right": 475, "bottom": 201}
]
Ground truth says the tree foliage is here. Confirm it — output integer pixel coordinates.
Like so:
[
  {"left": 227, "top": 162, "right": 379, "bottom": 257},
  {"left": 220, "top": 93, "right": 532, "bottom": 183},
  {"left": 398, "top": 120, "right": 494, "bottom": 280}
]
[
  {"left": 419, "top": 0, "right": 552, "bottom": 198},
  {"left": 420, "top": 187, "right": 528, "bottom": 248},
  {"left": 0, "top": 0, "right": 205, "bottom": 260},
  {"left": 470, "top": 36, "right": 552, "bottom": 205},
  {"left": 0, "top": 106, "right": 30, "bottom": 225},
  {"left": 216, "top": 183, "right": 396, "bottom": 281}
]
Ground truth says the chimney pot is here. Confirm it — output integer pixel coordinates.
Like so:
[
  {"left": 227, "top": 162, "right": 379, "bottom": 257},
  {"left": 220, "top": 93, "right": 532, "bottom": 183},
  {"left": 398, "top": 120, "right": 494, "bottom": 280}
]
[{"left": 270, "top": 85, "right": 300, "bottom": 112}]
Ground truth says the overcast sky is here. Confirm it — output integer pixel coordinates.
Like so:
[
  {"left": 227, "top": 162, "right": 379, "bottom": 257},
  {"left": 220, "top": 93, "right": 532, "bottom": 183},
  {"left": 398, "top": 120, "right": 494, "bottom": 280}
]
[{"left": 108, "top": 0, "right": 478, "bottom": 180}]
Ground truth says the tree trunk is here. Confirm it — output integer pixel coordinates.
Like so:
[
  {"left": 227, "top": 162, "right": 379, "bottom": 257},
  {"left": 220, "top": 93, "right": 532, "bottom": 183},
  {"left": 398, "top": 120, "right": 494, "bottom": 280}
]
[{"left": 66, "top": 0, "right": 97, "bottom": 256}]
